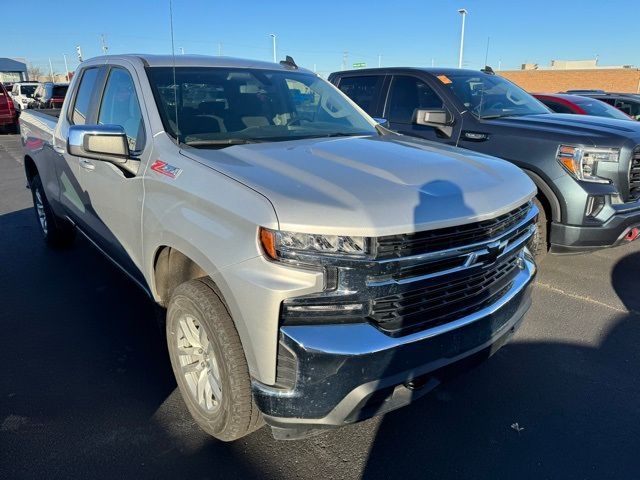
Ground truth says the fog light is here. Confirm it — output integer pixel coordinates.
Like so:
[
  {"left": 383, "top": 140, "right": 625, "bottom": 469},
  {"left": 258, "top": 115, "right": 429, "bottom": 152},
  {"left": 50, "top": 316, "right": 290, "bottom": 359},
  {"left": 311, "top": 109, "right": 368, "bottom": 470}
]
[{"left": 586, "top": 195, "right": 605, "bottom": 218}]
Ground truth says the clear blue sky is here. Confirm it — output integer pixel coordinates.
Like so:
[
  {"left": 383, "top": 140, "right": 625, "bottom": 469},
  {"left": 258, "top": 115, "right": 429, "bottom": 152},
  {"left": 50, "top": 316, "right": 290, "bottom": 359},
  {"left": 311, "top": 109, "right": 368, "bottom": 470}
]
[{"left": 3, "top": 0, "right": 638, "bottom": 77}]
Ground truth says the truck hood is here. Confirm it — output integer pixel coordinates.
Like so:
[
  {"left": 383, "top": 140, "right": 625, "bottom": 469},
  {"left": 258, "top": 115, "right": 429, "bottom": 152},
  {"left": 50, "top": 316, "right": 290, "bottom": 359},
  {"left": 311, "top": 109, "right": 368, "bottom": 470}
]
[
  {"left": 489, "top": 113, "right": 640, "bottom": 146},
  {"left": 183, "top": 135, "right": 536, "bottom": 236}
]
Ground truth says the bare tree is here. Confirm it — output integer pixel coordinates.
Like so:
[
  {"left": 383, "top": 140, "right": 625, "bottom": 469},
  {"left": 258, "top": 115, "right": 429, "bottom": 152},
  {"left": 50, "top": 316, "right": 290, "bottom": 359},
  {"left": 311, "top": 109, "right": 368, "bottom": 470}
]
[{"left": 27, "top": 63, "right": 44, "bottom": 81}]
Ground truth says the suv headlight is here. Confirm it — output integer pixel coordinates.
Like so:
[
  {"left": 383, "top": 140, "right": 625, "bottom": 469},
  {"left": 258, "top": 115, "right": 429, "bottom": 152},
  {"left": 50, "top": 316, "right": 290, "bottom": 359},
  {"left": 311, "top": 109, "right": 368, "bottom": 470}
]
[
  {"left": 259, "top": 227, "right": 369, "bottom": 262},
  {"left": 557, "top": 145, "right": 618, "bottom": 184}
]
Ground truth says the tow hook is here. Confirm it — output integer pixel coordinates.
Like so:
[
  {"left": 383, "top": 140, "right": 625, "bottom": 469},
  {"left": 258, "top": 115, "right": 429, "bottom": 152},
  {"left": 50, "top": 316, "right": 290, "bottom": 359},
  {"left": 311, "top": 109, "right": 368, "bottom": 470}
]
[{"left": 624, "top": 227, "right": 640, "bottom": 242}]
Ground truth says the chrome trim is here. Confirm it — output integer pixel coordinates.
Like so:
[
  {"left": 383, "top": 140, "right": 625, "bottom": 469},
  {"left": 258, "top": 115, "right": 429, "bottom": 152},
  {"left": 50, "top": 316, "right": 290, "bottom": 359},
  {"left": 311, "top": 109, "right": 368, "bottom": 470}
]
[{"left": 280, "top": 253, "right": 535, "bottom": 355}]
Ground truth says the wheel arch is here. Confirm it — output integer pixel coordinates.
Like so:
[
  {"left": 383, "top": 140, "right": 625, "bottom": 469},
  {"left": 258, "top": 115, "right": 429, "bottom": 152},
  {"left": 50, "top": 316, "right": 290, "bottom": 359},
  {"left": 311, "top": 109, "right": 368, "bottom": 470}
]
[
  {"left": 24, "top": 155, "right": 38, "bottom": 183},
  {"left": 522, "top": 168, "right": 562, "bottom": 223}
]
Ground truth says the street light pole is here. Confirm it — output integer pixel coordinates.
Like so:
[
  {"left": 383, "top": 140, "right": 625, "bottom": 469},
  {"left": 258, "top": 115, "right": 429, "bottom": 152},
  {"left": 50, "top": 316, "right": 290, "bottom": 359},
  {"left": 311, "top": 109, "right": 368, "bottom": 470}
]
[
  {"left": 63, "top": 54, "right": 69, "bottom": 82},
  {"left": 457, "top": 8, "right": 468, "bottom": 68},
  {"left": 269, "top": 34, "right": 277, "bottom": 63}
]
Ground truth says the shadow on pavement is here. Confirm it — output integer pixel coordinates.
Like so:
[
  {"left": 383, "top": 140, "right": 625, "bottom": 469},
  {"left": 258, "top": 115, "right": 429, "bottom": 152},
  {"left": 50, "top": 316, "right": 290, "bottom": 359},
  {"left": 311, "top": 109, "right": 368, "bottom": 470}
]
[
  {"left": 2, "top": 204, "right": 640, "bottom": 479},
  {"left": 360, "top": 251, "right": 640, "bottom": 480}
]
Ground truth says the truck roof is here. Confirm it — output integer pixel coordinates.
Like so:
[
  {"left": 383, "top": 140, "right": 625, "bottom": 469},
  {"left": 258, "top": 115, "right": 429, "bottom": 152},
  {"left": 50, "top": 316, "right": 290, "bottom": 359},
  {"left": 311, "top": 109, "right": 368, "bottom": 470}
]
[
  {"left": 84, "top": 54, "right": 313, "bottom": 73},
  {"left": 332, "top": 67, "right": 484, "bottom": 76}
]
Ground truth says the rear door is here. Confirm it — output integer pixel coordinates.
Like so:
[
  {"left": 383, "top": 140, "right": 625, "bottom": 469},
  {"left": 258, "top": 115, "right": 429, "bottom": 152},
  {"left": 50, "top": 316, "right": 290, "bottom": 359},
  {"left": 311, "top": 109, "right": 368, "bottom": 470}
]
[
  {"left": 55, "top": 65, "right": 105, "bottom": 222},
  {"left": 75, "top": 63, "right": 150, "bottom": 283},
  {"left": 333, "top": 74, "right": 387, "bottom": 117}
]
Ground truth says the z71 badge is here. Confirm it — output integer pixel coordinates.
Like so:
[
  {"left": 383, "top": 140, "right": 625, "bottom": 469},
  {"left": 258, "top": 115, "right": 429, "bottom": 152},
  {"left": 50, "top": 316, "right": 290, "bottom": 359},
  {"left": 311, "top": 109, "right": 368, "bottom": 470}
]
[{"left": 150, "top": 160, "right": 182, "bottom": 179}]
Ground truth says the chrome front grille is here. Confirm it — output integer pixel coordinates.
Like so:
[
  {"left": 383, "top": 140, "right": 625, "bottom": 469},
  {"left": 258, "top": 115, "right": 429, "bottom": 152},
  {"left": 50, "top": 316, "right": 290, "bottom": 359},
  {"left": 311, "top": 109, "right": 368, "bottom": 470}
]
[
  {"left": 281, "top": 201, "right": 538, "bottom": 337},
  {"left": 374, "top": 202, "right": 531, "bottom": 259},
  {"left": 369, "top": 250, "right": 521, "bottom": 335},
  {"left": 630, "top": 147, "right": 640, "bottom": 201}
]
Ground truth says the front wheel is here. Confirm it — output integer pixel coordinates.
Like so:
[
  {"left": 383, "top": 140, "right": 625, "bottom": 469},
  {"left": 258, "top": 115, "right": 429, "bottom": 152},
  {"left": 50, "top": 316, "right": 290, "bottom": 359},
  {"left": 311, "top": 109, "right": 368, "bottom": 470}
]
[
  {"left": 30, "top": 174, "right": 76, "bottom": 247},
  {"left": 529, "top": 197, "right": 549, "bottom": 261},
  {"left": 166, "top": 278, "right": 263, "bottom": 441}
]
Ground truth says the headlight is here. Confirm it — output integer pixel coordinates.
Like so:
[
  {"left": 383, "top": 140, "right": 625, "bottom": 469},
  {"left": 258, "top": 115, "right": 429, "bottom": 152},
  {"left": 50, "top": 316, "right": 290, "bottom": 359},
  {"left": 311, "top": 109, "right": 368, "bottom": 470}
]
[
  {"left": 259, "top": 227, "right": 368, "bottom": 261},
  {"left": 557, "top": 145, "right": 618, "bottom": 184}
]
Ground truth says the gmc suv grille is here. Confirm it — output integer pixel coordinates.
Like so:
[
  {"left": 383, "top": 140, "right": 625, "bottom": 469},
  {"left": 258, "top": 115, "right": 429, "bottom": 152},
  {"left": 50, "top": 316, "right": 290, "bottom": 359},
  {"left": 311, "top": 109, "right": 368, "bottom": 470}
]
[
  {"left": 630, "top": 147, "right": 640, "bottom": 201},
  {"left": 375, "top": 202, "right": 531, "bottom": 259}
]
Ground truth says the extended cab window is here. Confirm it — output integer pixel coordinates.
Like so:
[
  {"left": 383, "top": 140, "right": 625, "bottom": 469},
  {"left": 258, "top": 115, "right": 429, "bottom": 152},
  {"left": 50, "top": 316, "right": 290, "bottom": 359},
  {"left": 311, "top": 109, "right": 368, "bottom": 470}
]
[
  {"left": 336, "top": 76, "right": 383, "bottom": 114},
  {"left": 72, "top": 68, "right": 100, "bottom": 124},
  {"left": 387, "top": 76, "right": 444, "bottom": 124},
  {"left": 98, "top": 68, "right": 145, "bottom": 152}
]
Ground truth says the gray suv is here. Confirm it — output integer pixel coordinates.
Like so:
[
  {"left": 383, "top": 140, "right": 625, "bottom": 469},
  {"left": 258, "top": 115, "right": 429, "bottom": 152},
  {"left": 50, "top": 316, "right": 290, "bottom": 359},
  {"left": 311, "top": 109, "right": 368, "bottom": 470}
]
[{"left": 330, "top": 68, "right": 640, "bottom": 255}]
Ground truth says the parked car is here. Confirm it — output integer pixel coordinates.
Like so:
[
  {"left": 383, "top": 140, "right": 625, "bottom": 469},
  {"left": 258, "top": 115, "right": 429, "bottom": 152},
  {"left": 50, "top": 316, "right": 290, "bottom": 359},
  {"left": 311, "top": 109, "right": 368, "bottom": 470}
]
[
  {"left": 32, "top": 82, "right": 69, "bottom": 109},
  {"left": 329, "top": 67, "right": 640, "bottom": 256},
  {"left": 19, "top": 54, "right": 538, "bottom": 441},
  {"left": 10, "top": 82, "right": 39, "bottom": 112},
  {"left": 564, "top": 91, "right": 640, "bottom": 121},
  {"left": 0, "top": 82, "right": 17, "bottom": 132},
  {"left": 534, "top": 93, "right": 633, "bottom": 121}
]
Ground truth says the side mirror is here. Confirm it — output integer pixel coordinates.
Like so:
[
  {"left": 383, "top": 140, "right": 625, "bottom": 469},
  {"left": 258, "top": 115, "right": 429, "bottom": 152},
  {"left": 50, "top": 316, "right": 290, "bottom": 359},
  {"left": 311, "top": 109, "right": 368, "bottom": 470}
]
[
  {"left": 67, "top": 125, "right": 130, "bottom": 163},
  {"left": 373, "top": 117, "right": 389, "bottom": 128},
  {"left": 414, "top": 108, "right": 451, "bottom": 126},
  {"left": 414, "top": 108, "right": 454, "bottom": 137}
]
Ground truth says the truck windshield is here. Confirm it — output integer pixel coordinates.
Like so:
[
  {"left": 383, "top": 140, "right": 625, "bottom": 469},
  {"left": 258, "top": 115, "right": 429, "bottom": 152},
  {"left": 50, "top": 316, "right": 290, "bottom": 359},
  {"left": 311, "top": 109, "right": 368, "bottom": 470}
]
[
  {"left": 20, "top": 85, "right": 37, "bottom": 97},
  {"left": 146, "top": 67, "right": 377, "bottom": 146},
  {"left": 439, "top": 72, "right": 550, "bottom": 119}
]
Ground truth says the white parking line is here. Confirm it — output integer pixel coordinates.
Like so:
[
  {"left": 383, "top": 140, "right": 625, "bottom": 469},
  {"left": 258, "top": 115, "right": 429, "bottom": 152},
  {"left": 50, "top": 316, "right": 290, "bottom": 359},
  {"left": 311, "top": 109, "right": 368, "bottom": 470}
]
[{"left": 536, "top": 281, "right": 639, "bottom": 316}]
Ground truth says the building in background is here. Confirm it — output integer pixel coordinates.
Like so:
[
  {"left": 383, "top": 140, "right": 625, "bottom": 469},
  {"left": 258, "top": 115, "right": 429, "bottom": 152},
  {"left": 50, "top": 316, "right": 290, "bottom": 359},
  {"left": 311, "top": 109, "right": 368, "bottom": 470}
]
[
  {"left": 0, "top": 58, "right": 28, "bottom": 83},
  {"left": 500, "top": 59, "right": 640, "bottom": 93}
]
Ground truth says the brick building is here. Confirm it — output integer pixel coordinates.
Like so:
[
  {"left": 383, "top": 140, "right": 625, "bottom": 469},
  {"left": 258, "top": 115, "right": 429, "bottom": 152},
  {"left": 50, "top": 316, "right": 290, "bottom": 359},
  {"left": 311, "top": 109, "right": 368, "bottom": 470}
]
[{"left": 499, "top": 68, "right": 640, "bottom": 94}]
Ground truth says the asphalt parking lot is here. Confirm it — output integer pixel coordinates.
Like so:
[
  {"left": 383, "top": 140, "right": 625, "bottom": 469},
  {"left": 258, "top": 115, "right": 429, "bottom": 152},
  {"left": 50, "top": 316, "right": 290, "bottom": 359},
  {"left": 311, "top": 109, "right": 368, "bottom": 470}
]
[{"left": 1, "top": 132, "right": 639, "bottom": 480}]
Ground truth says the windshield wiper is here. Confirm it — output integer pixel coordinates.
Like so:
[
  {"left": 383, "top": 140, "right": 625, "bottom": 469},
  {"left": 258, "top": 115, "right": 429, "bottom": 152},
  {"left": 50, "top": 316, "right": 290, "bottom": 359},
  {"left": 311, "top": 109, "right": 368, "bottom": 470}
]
[{"left": 184, "top": 138, "right": 262, "bottom": 148}]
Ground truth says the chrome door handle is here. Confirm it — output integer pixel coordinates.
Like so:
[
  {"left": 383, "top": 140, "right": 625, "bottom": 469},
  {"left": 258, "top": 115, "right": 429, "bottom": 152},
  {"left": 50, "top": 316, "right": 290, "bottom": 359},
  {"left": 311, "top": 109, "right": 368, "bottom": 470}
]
[{"left": 79, "top": 159, "right": 95, "bottom": 171}]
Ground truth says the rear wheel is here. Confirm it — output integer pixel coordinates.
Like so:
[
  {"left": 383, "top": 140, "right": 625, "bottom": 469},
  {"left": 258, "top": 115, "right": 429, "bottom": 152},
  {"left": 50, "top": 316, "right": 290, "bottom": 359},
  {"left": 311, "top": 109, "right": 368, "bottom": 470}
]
[
  {"left": 529, "top": 197, "right": 549, "bottom": 261},
  {"left": 30, "top": 174, "right": 76, "bottom": 247},
  {"left": 166, "top": 278, "right": 263, "bottom": 441}
]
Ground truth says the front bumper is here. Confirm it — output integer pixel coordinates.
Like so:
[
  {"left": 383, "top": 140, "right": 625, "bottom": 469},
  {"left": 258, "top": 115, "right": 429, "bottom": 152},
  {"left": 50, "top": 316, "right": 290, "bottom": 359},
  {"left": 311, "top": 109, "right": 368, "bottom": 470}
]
[
  {"left": 550, "top": 199, "right": 640, "bottom": 253},
  {"left": 252, "top": 254, "right": 536, "bottom": 440}
]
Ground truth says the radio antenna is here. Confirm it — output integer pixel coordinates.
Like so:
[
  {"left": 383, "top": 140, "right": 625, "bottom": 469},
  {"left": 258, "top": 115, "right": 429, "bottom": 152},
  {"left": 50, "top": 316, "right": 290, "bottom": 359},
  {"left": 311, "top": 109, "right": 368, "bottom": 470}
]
[{"left": 169, "top": 0, "right": 179, "bottom": 146}]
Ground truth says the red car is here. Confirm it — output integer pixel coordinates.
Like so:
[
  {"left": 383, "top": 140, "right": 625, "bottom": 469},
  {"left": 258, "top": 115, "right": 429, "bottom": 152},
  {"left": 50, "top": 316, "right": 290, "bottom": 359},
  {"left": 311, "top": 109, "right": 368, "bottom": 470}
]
[
  {"left": 534, "top": 93, "right": 633, "bottom": 121},
  {"left": 0, "top": 82, "right": 17, "bottom": 132}
]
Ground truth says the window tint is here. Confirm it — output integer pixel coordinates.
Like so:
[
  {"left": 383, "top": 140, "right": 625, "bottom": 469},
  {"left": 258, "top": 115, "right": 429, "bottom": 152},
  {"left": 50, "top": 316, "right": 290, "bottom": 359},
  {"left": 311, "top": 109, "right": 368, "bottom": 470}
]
[
  {"left": 540, "top": 100, "right": 575, "bottom": 114},
  {"left": 337, "top": 75, "right": 382, "bottom": 114},
  {"left": 98, "top": 68, "right": 145, "bottom": 152},
  {"left": 72, "top": 68, "right": 99, "bottom": 124},
  {"left": 387, "top": 76, "right": 444, "bottom": 124},
  {"left": 615, "top": 99, "right": 640, "bottom": 120}
]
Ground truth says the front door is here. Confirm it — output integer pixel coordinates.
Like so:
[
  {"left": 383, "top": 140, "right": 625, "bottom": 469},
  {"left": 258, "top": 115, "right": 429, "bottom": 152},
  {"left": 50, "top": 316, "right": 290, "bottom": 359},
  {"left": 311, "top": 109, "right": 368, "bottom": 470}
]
[{"left": 384, "top": 75, "right": 459, "bottom": 145}]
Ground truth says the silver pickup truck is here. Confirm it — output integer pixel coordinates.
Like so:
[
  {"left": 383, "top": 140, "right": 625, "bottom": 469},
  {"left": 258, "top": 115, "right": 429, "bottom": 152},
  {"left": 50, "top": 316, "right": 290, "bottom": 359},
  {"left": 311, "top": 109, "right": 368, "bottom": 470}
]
[{"left": 19, "top": 54, "right": 538, "bottom": 441}]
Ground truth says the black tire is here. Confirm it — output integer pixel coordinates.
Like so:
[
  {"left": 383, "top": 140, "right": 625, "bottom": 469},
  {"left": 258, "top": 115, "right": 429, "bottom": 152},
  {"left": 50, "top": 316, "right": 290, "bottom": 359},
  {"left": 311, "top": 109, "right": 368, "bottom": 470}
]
[
  {"left": 166, "top": 277, "right": 263, "bottom": 441},
  {"left": 30, "top": 174, "right": 76, "bottom": 247},
  {"left": 529, "top": 197, "right": 549, "bottom": 261}
]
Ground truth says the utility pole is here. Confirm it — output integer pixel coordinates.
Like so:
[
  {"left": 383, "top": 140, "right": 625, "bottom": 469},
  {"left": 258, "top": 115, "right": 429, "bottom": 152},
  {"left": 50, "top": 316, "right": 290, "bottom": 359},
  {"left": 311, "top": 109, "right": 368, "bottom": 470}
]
[
  {"left": 76, "top": 45, "right": 83, "bottom": 63},
  {"left": 48, "top": 58, "right": 54, "bottom": 82},
  {"left": 342, "top": 51, "right": 348, "bottom": 71},
  {"left": 378, "top": 54, "right": 382, "bottom": 68},
  {"left": 180, "top": 47, "right": 185, "bottom": 55},
  {"left": 63, "top": 54, "right": 69, "bottom": 82},
  {"left": 218, "top": 42, "right": 223, "bottom": 56},
  {"left": 313, "top": 63, "right": 317, "bottom": 73},
  {"left": 100, "top": 34, "right": 108, "bottom": 55},
  {"left": 498, "top": 59, "right": 502, "bottom": 71},
  {"left": 431, "top": 58, "right": 435, "bottom": 67},
  {"left": 269, "top": 34, "right": 277, "bottom": 63},
  {"left": 457, "top": 9, "right": 468, "bottom": 68}
]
